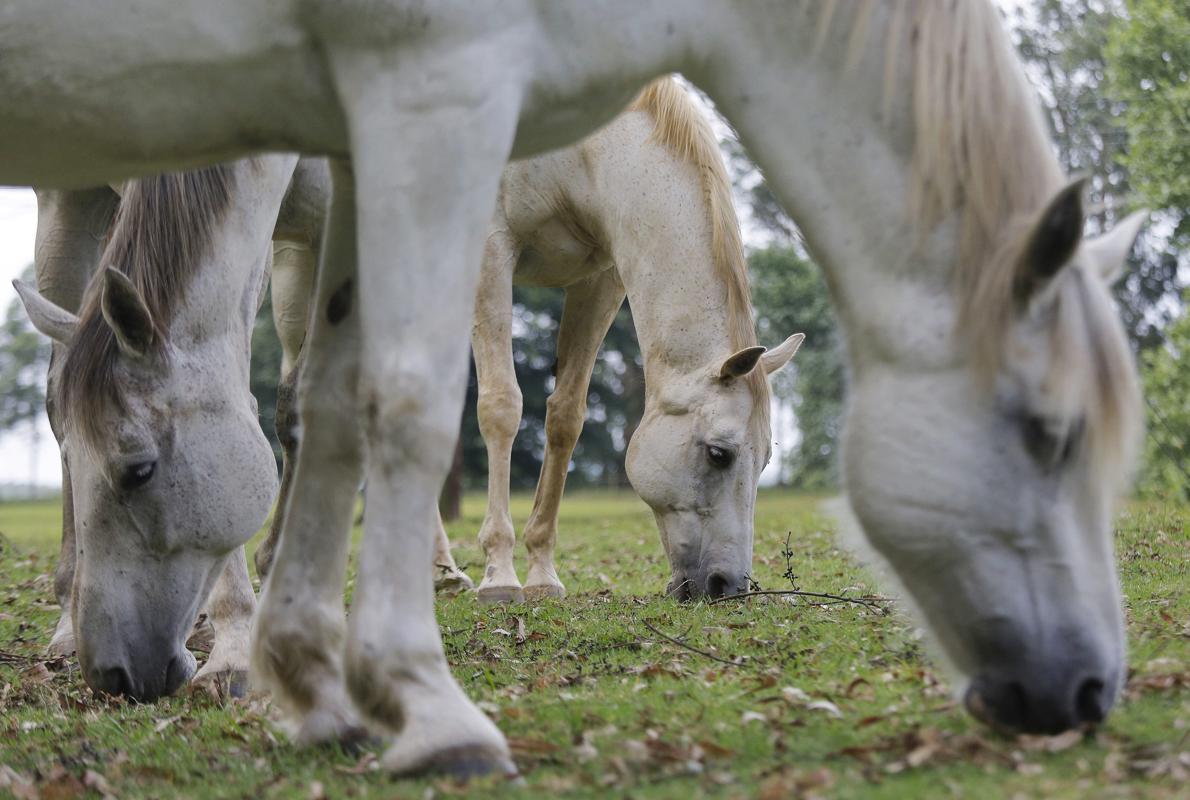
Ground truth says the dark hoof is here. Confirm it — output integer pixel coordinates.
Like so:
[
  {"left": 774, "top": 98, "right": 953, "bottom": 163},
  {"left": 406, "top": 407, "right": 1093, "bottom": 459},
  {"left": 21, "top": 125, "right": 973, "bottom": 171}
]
[
  {"left": 333, "top": 726, "right": 380, "bottom": 757},
  {"left": 406, "top": 746, "right": 518, "bottom": 781}
]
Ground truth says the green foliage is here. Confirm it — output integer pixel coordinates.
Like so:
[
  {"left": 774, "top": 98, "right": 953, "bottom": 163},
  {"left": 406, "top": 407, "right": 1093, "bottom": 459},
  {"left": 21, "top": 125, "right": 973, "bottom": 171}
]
[
  {"left": 748, "top": 247, "right": 845, "bottom": 490},
  {"left": 1107, "top": 0, "right": 1190, "bottom": 245},
  {"left": 0, "top": 266, "right": 51, "bottom": 434},
  {"left": 1138, "top": 303, "right": 1190, "bottom": 501},
  {"left": 1011, "top": 0, "right": 1182, "bottom": 350}
]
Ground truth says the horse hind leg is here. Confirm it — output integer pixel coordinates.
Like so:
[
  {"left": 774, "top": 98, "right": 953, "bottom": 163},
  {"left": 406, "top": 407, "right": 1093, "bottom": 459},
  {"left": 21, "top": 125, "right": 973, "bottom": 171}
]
[
  {"left": 251, "top": 159, "right": 366, "bottom": 747},
  {"left": 254, "top": 240, "right": 315, "bottom": 580},
  {"left": 522, "top": 269, "right": 625, "bottom": 600},
  {"left": 192, "top": 547, "right": 255, "bottom": 698},
  {"left": 433, "top": 509, "right": 474, "bottom": 595}
]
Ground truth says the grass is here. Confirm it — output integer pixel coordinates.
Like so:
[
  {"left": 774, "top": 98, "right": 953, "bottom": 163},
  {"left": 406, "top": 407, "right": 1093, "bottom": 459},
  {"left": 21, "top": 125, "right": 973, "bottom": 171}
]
[{"left": 1, "top": 490, "right": 1187, "bottom": 798}]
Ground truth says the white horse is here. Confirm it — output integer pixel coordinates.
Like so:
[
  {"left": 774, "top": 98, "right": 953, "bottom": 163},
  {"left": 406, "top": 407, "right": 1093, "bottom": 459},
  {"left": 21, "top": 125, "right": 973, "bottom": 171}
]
[
  {"left": 17, "top": 162, "right": 300, "bottom": 699},
  {"left": 1, "top": 0, "right": 1146, "bottom": 775},
  {"left": 255, "top": 78, "right": 802, "bottom": 603}
]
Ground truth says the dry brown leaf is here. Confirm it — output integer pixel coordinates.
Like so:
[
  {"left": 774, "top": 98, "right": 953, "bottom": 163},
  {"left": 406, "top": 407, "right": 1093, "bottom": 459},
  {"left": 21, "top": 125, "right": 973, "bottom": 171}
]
[{"left": 506, "top": 736, "right": 559, "bottom": 757}]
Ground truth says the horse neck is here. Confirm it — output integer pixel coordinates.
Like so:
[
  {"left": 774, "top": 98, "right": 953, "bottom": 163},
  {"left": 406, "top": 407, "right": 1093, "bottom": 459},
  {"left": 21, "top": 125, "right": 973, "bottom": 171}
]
[
  {"left": 590, "top": 113, "right": 738, "bottom": 388},
  {"left": 169, "top": 155, "right": 298, "bottom": 375},
  {"left": 695, "top": 1, "right": 1062, "bottom": 378}
]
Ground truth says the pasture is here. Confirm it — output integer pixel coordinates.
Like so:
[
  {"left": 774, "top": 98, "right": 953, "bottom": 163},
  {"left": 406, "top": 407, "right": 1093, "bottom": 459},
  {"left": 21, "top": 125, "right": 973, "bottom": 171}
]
[{"left": 1, "top": 491, "right": 1187, "bottom": 798}]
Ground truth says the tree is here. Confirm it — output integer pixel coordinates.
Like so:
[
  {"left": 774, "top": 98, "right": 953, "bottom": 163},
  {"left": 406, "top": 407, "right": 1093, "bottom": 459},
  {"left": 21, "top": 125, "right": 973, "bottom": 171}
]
[
  {"left": 748, "top": 247, "right": 845, "bottom": 490},
  {"left": 1106, "top": 0, "right": 1190, "bottom": 248},
  {"left": 0, "top": 265, "right": 51, "bottom": 435},
  {"left": 458, "top": 286, "right": 645, "bottom": 492},
  {"left": 249, "top": 289, "right": 285, "bottom": 465},
  {"left": 1010, "top": 0, "right": 1182, "bottom": 351},
  {"left": 1138, "top": 299, "right": 1190, "bottom": 502}
]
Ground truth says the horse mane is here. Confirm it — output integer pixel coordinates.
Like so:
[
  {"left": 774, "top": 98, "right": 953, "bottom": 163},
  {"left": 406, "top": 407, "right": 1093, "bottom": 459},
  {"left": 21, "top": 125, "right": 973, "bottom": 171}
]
[
  {"left": 819, "top": 0, "right": 1140, "bottom": 489},
  {"left": 59, "top": 164, "right": 238, "bottom": 450},
  {"left": 629, "top": 77, "right": 771, "bottom": 436}
]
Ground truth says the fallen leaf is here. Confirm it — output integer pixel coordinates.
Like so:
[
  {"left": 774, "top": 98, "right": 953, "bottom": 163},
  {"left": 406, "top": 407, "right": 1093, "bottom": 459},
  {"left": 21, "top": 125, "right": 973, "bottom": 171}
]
[{"left": 806, "top": 699, "right": 842, "bottom": 718}]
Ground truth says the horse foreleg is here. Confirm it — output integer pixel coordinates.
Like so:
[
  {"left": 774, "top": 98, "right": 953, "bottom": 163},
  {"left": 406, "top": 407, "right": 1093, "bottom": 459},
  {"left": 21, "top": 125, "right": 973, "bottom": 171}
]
[
  {"left": 33, "top": 187, "right": 119, "bottom": 657},
  {"left": 522, "top": 269, "right": 626, "bottom": 600},
  {"left": 473, "top": 223, "right": 525, "bottom": 604},
  {"left": 251, "top": 159, "right": 366, "bottom": 747},
  {"left": 333, "top": 57, "right": 520, "bottom": 778}
]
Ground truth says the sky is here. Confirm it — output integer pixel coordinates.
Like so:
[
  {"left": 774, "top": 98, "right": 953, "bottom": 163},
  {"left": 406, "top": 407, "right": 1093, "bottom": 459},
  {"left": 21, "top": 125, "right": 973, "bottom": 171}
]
[{"left": 0, "top": 188, "right": 58, "bottom": 487}]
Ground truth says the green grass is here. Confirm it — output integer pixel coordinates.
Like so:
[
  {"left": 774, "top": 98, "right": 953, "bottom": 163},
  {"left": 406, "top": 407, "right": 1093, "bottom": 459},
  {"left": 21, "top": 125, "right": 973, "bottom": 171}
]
[{"left": 1, "top": 491, "right": 1187, "bottom": 798}]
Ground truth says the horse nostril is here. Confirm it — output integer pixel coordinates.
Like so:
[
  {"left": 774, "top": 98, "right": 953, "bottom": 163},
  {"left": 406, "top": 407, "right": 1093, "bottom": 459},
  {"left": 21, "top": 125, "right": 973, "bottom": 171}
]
[
  {"left": 92, "top": 665, "right": 135, "bottom": 698},
  {"left": 705, "top": 572, "right": 731, "bottom": 600},
  {"left": 1075, "top": 677, "right": 1107, "bottom": 725}
]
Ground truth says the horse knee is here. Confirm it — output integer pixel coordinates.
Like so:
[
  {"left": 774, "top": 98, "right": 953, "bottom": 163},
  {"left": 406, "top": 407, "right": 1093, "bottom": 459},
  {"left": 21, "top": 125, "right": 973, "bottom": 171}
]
[
  {"left": 361, "top": 362, "right": 461, "bottom": 474},
  {"left": 477, "top": 384, "right": 522, "bottom": 444}
]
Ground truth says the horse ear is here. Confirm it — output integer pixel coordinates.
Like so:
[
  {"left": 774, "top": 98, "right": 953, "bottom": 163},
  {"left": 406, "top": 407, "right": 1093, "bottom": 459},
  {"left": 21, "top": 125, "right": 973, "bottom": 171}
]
[
  {"left": 719, "top": 345, "right": 767, "bottom": 380},
  {"left": 1016, "top": 177, "right": 1087, "bottom": 302},
  {"left": 1082, "top": 209, "right": 1147, "bottom": 285},
  {"left": 12, "top": 279, "right": 79, "bottom": 344},
  {"left": 100, "top": 267, "right": 155, "bottom": 358},
  {"left": 760, "top": 333, "right": 805, "bottom": 376}
]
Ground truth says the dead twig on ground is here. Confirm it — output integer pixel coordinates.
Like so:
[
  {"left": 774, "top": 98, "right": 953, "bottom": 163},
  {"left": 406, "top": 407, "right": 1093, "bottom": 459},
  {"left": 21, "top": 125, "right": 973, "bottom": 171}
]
[
  {"left": 708, "top": 589, "right": 893, "bottom": 613},
  {"left": 640, "top": 619, "right": 744, "bottom": 668}
]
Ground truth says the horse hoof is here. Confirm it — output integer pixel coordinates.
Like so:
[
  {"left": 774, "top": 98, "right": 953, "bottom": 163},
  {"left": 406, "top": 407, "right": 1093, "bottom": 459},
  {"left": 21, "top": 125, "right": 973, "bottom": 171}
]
[
  {"left": 388, "top": 744, "right": 518, "bottom": 780},
  {"left": 523, "top": 583, "right": 566, "bottom": 601},
  {"left": 331, "top": 725, "right": 379, "bottom": 757},
  {"left": 435, "top": 572, "right": 475, "bottom": 597},
  {"left": 476, "top": 585, "right": 524, "bottom": 605},
  {"left": 192, "top": 668, "right": 249, "bottom": 700},
  {"left": 46, "top": 633, "right": 76, "bottom": 658}
]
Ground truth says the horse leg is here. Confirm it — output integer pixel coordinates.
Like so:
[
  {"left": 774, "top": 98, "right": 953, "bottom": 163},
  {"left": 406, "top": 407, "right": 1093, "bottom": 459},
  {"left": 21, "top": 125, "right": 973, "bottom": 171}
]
[
  {"left": 522, "top": 269, "right": 626, "bottom": 599},
  {"left": 251, "top": 159, "right": 366, "bottom": 746},
  {"left": 33, "top": 187, "right": 119, "bottom": 657},
  {"left": 473, "top": 224, "right": 525, "bottom": 604},
  {"left": 331, "top": 57, "right": 519, "bottom": 777},
  {"left": 192, "top": 547, "right": 255, "bottom": 697},
  {"left": 254, "top": 241, "right": 316, "bottom": 580},
  {"left": 432, "top": 509, "right": 473, "bottom": 595}
]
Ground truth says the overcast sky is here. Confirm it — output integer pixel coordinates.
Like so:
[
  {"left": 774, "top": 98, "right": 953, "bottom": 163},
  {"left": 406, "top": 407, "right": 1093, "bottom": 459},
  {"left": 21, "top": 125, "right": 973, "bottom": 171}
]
[{"left": 0, "top": 188, "right": 56, "bottom": 487}]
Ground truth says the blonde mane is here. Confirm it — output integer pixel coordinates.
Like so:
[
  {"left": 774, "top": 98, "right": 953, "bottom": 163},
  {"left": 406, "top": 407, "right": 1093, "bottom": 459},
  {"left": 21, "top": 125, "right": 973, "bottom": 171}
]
[
  {"left": 817, "top": 0, "right": 1140, "bottom": 490},
  {"left": 629, "top": 77, "right": 771, "bottom": 434}
]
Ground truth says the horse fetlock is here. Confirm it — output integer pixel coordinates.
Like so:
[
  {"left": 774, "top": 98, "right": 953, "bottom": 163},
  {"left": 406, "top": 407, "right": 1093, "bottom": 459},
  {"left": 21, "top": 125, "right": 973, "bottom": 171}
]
[{"left": 250, "top": 600, "right": 346, "bottom": 716}]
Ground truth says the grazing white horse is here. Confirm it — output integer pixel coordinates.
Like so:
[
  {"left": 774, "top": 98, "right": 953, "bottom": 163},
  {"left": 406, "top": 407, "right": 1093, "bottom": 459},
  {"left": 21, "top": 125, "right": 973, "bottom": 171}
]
[
  {"left": 255, "top": 78, "right": 802, "bottom": 603},
  {"left": 1, "top": 0, "right": 1145, "bottom": 775},
  {"left": 17, "top": 162, "right": 300, "bottom": 699}
]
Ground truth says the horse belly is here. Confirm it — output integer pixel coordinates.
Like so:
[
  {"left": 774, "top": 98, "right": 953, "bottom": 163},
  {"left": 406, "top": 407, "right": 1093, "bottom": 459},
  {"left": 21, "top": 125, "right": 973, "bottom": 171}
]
[{"left": 0, "top": 1, "right": 343, "bottom": 188}]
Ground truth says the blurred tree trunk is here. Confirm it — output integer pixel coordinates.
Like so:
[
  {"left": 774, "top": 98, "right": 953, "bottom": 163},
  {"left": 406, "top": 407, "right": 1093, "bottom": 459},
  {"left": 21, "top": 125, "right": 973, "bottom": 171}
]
[{"left": 439, "top": 426, "right": 464, "bottom": 522}]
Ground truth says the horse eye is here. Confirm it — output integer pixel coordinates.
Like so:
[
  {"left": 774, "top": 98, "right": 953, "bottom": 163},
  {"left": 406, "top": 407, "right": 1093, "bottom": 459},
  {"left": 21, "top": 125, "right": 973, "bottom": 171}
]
[
  {"left": 706, "top": 445, "right": 735, "bottom": 469},
  {"left": 121, "top": 460, "right": 157, "bottom": 491}
]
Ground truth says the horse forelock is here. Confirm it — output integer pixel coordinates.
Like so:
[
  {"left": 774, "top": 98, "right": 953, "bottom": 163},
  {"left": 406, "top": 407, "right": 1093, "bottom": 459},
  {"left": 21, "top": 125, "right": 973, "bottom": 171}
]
[
  {"left": 629, "top": 77, "right": 771, "bottom": 440},
  {"left": 59, "top": 164, "right": 238, "bottom": 452}
]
